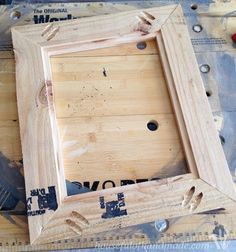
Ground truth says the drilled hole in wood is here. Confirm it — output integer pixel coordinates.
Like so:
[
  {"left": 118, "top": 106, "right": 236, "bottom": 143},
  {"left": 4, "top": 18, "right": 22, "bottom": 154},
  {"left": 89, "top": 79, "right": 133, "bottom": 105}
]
[
  {"left": 142, "top": 11, "right": 156, "bottom": 20},
  {"left": 190, "top": 192, "right": 203, "bottom": 212},
  {"left": 182, "top": 186, "right": 195, "bottom": 207},
  {"left": 206, "top": 91, "right": 212, "bottom": 97},
  {"left": 65, "top": 219, "right": 82, "bottom": 234},
  {"left": 197, "top": 192, "right": 203, "bottom": 199},
  {"left": 41, "top": 23, "right": 54, "bottom": 36},
  {"left": 147, "top": 120, "right": 159, "bottom": 131},
  {"left": 65, "top": 219, "right": 74, "bottom": 226},
  {"left": 137, "top": 15, "right": 152, "bottom": 26},
  {"left": 71, "top": 211, "right": 89, "bottom": 225},
  {"left": 191, "top": 4, "right": 198, "bottom": 10},
  {"left": 10, "top": 11, "right": 21, "bottom": 20},
  {"left": 47, "top": 27, "right": 60, "bottom": 41},
  {"left": 136, "top": 42, "right": 147, "bottom": 50}
]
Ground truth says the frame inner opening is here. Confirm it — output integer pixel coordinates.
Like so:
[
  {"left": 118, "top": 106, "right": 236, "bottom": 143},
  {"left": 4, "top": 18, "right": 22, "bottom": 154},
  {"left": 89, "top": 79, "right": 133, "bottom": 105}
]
[{"left": 50, "top": 39, "right": 189, "bottom": 195}]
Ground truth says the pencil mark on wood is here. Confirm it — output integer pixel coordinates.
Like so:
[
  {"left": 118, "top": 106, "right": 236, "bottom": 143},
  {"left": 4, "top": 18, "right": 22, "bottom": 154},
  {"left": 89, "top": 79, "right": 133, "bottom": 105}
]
[
  {"left": 136, "top": 15, "right": 152, "bottom": 26},
  {"left": 141, "top": 11, "right": 156, "bottom": 21}
]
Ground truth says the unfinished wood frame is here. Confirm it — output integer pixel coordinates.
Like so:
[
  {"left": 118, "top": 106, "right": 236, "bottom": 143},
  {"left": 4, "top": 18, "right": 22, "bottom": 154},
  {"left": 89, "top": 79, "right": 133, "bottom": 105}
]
[{"left": 12, "top": 4, "right": 236, "bottom": 245}]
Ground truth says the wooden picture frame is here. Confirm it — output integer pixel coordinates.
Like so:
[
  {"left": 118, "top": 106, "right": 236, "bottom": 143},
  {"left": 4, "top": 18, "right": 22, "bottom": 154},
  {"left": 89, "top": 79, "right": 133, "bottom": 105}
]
[{"left": 12, "top": 4, "right": 236, "bottom": 245}]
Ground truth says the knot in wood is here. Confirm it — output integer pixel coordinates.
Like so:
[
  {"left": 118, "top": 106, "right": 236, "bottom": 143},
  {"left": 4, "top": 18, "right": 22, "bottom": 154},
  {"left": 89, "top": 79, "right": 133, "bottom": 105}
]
[{"left": 38, "top": 80, "right": 53, "bottom": 105}]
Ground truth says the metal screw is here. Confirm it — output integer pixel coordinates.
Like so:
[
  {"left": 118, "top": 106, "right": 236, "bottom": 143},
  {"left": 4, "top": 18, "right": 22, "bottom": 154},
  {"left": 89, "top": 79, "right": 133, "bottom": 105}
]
[
  {"left": 193, "top": 24, "right": 203, "bottom": 33},
  {"left": 200, "top": 64, "right": 210, "bottom": 73},
  {"left": 136, "top": 42, "right": 147, "bottom": 50},
  {"left": 154, "top": 219, "right": 169, "bottom": 233}
]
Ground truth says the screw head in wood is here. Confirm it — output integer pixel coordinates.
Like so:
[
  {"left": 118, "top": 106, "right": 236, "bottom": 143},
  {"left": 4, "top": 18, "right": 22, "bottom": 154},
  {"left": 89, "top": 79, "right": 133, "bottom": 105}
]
[
  {"left": 192, "top": 24, "right": 203, "bottom": 33},
  {"left": 155, "top": 219, "right": 169, "bottom": 232},
  {"left": 200, "top": 64, "right": 210, "bottom": 73},
  {"left": 136, "top": 42, "right": 147, "bottom": 50}
]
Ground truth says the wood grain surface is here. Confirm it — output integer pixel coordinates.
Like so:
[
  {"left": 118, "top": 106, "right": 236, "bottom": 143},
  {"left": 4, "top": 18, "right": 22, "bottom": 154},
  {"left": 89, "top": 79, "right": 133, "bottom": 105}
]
[
  {"left": 51, "top": 40, "right": 187, "bottom": 185},
  {"left": 161, "top": 5, "right": 236, "bottom": 201},
  {"left": 0, "top": 1, "right": 235, "bottom": 249}
]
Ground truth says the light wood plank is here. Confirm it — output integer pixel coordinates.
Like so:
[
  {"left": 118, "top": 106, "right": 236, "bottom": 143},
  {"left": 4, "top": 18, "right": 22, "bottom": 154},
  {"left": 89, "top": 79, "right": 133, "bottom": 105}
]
[
  {"left": 36, "top": 174, "right": 236, "bottom": 244},
  {"left": 12, "top": 5, "right": 177, "bottom": 49},
  {"left": 59, "top": 114, "right": 186, "bottom": 186},
  {"left": 53, "top": 40, "right": 158, "bottom": 57},
  {"left": 0, "top": 60, "right": 18, "bottom": 120},
  {"left": 156, "top": 34, "right": 198, "bottom": 177},
  {"left": 161, "top": 5, "right": 236, "bottom": 201},
  {"left": 12, "top": 31, "right": 66, "bottom": 244},
  {"left": 51, "top": 41, "right": 187, "bottom": 186},
  {"left": 0, "top": 120, "right": 21, "bottom": 160},
  {"left": 51, "top": 54, "right": 173, "bottom": 118}
]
